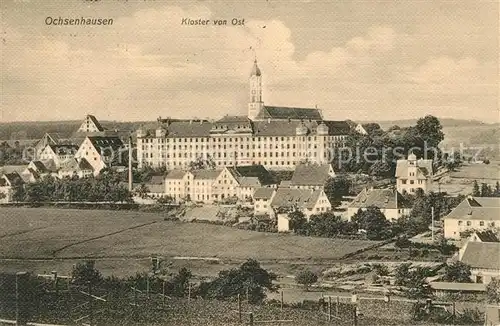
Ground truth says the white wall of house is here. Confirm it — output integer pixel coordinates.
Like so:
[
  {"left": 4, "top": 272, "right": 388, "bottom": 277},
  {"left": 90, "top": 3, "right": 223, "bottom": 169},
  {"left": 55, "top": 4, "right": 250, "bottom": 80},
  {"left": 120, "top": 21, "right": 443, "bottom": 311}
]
[
  {"left": 75, "top": 138, "right": 106, "bottom": 175},
  {"left": 471, "top": 268, "right": 500, "bottom": 284},
  {"left": 0, "top": 186, "right": 13, "bottom": 203},
  {"left": 396, "top": 178, "right": 429, "bottom": 194},
  {"left": 347, "top": 207, "right": 411, "bottom": 221},
  {"left": 444, "top": 218, "right": 497, "bottom": 239},
  {"left": 277, "top": 213, "right": 290, "bottom": 232}
]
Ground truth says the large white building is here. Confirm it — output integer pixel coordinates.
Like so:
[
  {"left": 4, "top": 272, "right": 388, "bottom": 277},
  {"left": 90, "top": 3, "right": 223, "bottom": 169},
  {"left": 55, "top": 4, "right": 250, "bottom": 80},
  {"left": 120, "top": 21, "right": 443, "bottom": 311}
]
[
  {"left": 136, "top": 60, "right": 355, "bottom": 171},
  {"left": 395, "top": 153, "right": 433, "bottom": 194}
]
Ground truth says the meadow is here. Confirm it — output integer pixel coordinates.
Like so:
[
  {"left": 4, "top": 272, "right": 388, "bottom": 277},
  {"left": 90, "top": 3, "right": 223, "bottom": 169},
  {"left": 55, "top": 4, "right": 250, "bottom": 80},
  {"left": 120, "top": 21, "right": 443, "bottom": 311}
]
[{"left": 0, "top": 207, "right": 378, "bottom": 275}]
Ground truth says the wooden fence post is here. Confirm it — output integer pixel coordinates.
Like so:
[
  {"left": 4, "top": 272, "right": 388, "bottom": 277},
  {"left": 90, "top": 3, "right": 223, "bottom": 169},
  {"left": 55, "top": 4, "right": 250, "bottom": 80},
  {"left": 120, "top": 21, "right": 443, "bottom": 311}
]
[
  {"left": 328, "top": 296, "right": 332, "bottom": 322},
  {"left": 238, "top": 294, "right": 242, "bottom": 323},
  {"left": 336, "top": 296, "right": 340, "bottom": 317},
  {"left": 52, "top": 271, "right": 58, "bottom": 298},
  {"left": 162, "top": 281, "right": 166, "bottom": 308},
  {"left": 88, "top": 281, "right": 93, "bottom": 326},
  {"left": 146, "top": 275, "right": 150, "bottom": 300},
  {"left": 249, "top": 312, "right": 254, "bottom": 326},
  {"left": 353, "top": 304, "right": 358, "bottom": 326},
  {"left": 280, "top": 290, "right": 284, "bottom": 311},
  {"left": 188, "top": 283, "right": 191, "bottom": 303},
  {"left": 16, "top": 272, "right": 28, "bottom": 326}
]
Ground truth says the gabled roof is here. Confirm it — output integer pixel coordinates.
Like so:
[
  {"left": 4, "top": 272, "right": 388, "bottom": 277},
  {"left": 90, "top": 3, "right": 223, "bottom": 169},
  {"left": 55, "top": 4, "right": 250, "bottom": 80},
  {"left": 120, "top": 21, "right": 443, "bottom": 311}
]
[
  {"left": 192, "top": 170, "right": 222, "bottom": 180},
  {"left": 87, "top": 115, "right": 105, "bottom": 132},
  {"left": 20, "top": 168, "right": 40, "bottom": 183},
  {"left": 149, "top": 175, "right": 165, "bottom": 185},
  {"left": 429, "top": 282, "right": 486, "bottom": 292},
  {"left": 87, "top": 136, "right": 124, "bottom": 152},
  {"left": 165, "top": 170, "right": 188, "bottom": 179},
  {"left": 290, "top": 163, "right": 333, "bottom": 186},
  {"left": 444, "top": 196, "right": 500, "bottom": 221},
  {"left": 48, "top": 144, "right": 79, "bottom": 155},
  {"left": 256, "top": 106, "right": 322, "bottom": 120},
  {"left": 322, "top": 120, "right": 352, "bottom": 135},
  {"left": 474, "top": 230, "right": 499, "bottom": 242},
  {"left": 253, "top": 187, "right": 276, "bottom": 200},
  {"left": 395, "top": 158, "right": 433, "bottom": 178},
  {"left": 166, "top": 121, "right": 212, "bottom": 138},
  {"left": 29, "top": 160, "right": 49, "bottom": 173},
  {"left": 1, "top": 172, "right": 25, "bottom": 186},
  {"left": 226, "top": 165, "right": 274, "bottom": 186},
  {"left": 78, "top": 158, "right": 93, "bottom": 171},
  {"left": 271, "top": 188, "right": 324, "bottom": 209},
  {"left": 348, "top": 188, "right": 411, "bottom": 210},
  {"left": 460, "top": 241, "right": 500, "bottom": 270}
]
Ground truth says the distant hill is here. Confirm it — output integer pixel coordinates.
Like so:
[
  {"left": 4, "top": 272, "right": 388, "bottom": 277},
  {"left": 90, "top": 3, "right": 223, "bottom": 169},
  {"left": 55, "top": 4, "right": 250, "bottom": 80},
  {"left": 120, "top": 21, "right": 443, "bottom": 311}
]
[
  {"left": 368, "top": 118, "right": 497, "bottom": 130},
  {"left": 0, "top": 120, "right": 148, "bottom": 140}
]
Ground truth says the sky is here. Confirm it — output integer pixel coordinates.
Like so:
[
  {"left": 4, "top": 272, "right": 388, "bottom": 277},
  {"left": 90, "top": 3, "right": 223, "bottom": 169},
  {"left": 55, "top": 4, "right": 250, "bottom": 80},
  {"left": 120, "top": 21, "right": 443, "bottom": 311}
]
[{"left": 1, "top": 0, "right": 498, "bottom": 123}]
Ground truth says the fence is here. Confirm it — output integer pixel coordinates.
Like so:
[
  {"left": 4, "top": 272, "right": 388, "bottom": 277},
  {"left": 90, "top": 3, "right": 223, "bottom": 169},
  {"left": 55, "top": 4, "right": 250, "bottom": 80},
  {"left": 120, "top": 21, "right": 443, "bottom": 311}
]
[{"left": 0, "top": 271, "right": 486, "bottom": 326}]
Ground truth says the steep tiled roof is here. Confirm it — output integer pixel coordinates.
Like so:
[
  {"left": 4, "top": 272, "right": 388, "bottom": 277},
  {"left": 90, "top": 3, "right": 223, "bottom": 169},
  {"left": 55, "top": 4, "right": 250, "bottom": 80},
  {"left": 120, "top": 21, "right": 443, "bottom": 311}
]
[
  {"left": 30, "top": 160, "right": 49, "bottom": 173},
  {"left": 87, "top": 115, "right": 105, "bottom": 132},
  {"left": 271, "top": 188, "right": 323, "bottom": 209},
  {"left": 88, "top": 136, "right": 124, "bottom": 153},
  {"left": 165, "top": 170, "right": 187, "bottom": 179},
  {"left": 290, "top": 163, "right": 333, "bottom": 186},
  {"left": 211, "top": 116, "right": 253, "bottom": 134},
  {"left": 2, "top": 172, "right": 25, "bottom": 186},
  {"left": 444, "top": 197, "right": 500, "bottom": 221},
  {"left": 226, "top": 165, "right": 274, "bottom": 186},
  {"left": 149, "top": 175, "right": 165, "bottom": 185},
  {"left": 253, "top": 187, "right": 276, "bottom": 200},
  {"left": 165, "top": 121, "right": 212, "bottom": 138},
  {"left": 460, "top": 242, "right": 500, "bottom": 270},
  {"left": 256, "top": 106, "right": 322, "bottom": 120},
  {"left": 348, "top": 188, "right": 411, "bottom": 210},
  {"left": 395, "top": 158, "right": 433, "bottom": 178},
  {"left": 474, "top": 230, "right": 499, "bottom": 242},
  {"left": 49, "top": 144, "right": 79, "bottom": 155},
  {"left": 192, "top": 170, "right": 222, "bottom": 180},
  {"left": 322, "top": 120, "right": 352, "bottom": 135}
]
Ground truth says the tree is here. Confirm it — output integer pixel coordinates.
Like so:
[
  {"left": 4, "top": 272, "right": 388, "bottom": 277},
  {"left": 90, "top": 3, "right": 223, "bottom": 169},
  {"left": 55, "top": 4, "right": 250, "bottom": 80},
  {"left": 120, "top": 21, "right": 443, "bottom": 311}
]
[
  {"left": 288, "top": 210, "right": 308, "bottom": 234},
  {"left": 135, "top": 183, "right": 150, "bottom": 198},
  {"left": 481, "top": 183, "right": 492, "bottom": 197},
  {"left": 295, "top": 270, "right": 318, "bottom": 291},
  {"left": 351, "top": 206, "right": 392, "bottom": 240},
  {"left": 199, "top": 259, "right": 276, "bottom": 303},
  {"left": 415, "top": 115, "right": 444, "bottom": 148},
  {"left": 442, "top": 261, "right": 471, "bottom": 283},
  {"left": 486, "top": 278, "right": 500, "bottom": 304},
  {"left": 307, "top": 212, "right": 356, "bottom": 237},
  {"left": 472, "top": 180, "right": 480, "bottom": 197},
  {"left": 72, "top": 260, "right": 103, "bottom": 286},
  {"left": 324, "top": 176, "right": 351, "bottom": 204}
]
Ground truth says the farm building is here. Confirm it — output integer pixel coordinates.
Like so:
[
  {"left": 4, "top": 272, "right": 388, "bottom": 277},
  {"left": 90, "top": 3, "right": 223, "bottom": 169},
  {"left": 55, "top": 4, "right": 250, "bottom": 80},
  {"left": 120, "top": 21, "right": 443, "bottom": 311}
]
[
  {"left": 347, "top": 187, "right": 412, "bottom": 221},
  {"left": 443, "top": 196, "right": 500, "bottom": 239}
]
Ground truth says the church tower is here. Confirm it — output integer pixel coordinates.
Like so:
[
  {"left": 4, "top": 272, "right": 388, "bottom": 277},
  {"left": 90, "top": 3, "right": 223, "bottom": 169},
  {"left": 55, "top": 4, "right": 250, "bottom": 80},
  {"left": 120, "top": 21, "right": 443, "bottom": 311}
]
[{"left": 248, "top": 59, "right": 263, "bottom": 120}]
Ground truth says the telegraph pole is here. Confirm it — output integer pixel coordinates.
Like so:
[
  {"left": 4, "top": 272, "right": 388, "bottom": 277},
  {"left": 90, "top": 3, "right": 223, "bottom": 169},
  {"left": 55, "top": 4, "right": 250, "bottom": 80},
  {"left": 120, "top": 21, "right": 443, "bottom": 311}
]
[
  {"left": 431, "top": 206, "right": 435, "bottom": 243},
  {"left": 128, "top": 136, "right": 133, "bottom": 192}
]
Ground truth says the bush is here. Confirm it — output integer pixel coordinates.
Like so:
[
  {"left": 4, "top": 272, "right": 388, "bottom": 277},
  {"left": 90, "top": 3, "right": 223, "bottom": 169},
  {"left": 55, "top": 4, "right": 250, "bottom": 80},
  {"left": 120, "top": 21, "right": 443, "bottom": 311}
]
[{"left": 295, "top": 270, "right": 318, "bottom": 291}]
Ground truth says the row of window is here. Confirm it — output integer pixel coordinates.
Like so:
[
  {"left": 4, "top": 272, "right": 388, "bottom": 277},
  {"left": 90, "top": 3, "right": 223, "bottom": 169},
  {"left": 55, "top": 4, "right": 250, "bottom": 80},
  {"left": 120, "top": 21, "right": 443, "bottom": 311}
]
[
  {"left": 458, "top": 220, "right": 495, "bottom": 227},
  {"left": 141, "top": 135, "right": 346, "bottom": 143}
]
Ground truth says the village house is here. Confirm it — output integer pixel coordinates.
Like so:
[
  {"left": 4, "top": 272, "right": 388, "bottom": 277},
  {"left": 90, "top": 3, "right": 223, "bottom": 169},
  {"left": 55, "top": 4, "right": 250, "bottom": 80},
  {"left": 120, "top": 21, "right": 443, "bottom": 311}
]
[
  {"left": 347, "top": 187, "right": 412, "bottom": 221},
  {"left": 57, "top": 158, "right": 94, "bottom": 179},
  {"left": 253, "top": 187, "right": 277, "bottom": 216},
  {"left": 0, "top": 172, "right": 24, "bottom": 203},
  {"left": 395, "top": 153, "right": 433, "bottom": 194},
  {"left": 39, "top": 144, "right": 79, "bottom": 168},
  {"left": 443, "top": 196, "right": 500, "bottom": 240},
  {"left": 164, "top": 164, "right": 275, "bottom": 203},
  {"left": 165, "top": 169, "right": 222, "bottom": 203},
  {"left": 261, "top": 187, "right": 331, "bottom": 218},
  {"left": 458, "top": 241, "right": 500, "bottom": 284},
  {"left": 467, "top": 230, "right": 500, "bottom": 243},
  {"left": 289, "top": 163, "right": 335, "bottom": 190},
  {"left": 74, "top": 136, "right": 125, "bottom": 175}
]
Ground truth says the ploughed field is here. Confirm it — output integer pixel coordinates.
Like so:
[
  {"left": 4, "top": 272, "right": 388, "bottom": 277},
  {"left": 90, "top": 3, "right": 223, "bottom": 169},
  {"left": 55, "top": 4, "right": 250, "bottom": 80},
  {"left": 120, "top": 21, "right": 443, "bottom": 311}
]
[{"left": 0, "top": 207, "right": 377, "bottom": 261}]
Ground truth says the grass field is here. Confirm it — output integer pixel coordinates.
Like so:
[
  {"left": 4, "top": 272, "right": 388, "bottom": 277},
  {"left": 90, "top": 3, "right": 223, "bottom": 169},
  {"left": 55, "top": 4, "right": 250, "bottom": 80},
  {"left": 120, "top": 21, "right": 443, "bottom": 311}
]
[{"left": 0, "top": 207, "right": 378, "bottom": 276}]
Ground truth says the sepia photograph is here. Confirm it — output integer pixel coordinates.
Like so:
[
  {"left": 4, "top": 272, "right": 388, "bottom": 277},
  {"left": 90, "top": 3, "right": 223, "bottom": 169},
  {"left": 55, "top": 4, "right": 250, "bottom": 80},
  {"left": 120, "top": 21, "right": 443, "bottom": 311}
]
[{"left": 0, "top": 0, "right": 499, "bottom": 325}]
